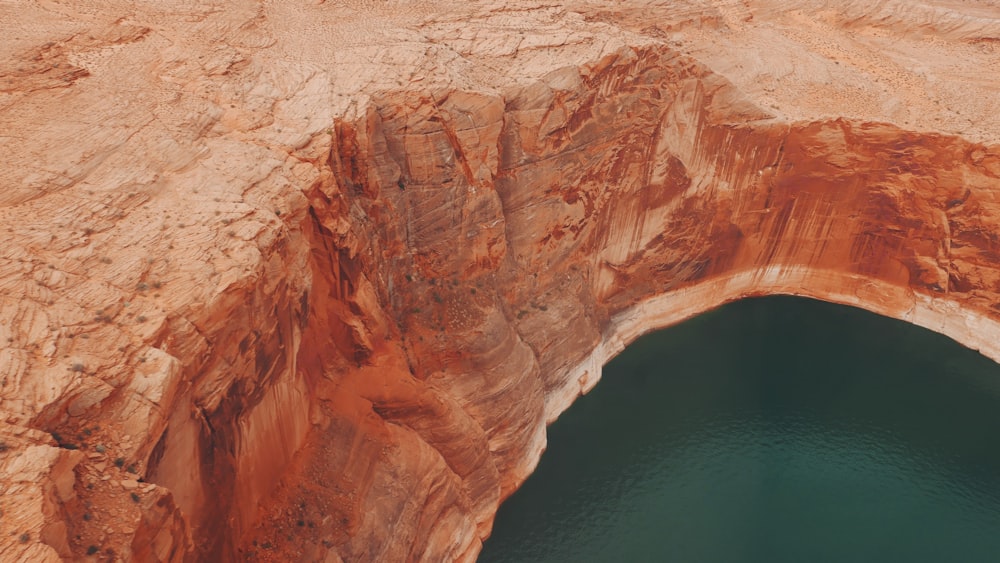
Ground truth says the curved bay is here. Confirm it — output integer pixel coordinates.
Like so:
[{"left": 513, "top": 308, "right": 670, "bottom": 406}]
[{"left": 480, "top": 296, "right": 1000, "bottom": 563}]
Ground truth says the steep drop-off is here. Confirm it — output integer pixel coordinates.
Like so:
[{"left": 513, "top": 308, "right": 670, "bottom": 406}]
[{"left": 1, "top": 1, "right": 999, "bottom": 561}]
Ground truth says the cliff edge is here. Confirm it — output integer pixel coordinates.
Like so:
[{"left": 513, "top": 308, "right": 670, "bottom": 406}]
[{"left": 1, "top": 1, "right": 999, "bottom": 561}]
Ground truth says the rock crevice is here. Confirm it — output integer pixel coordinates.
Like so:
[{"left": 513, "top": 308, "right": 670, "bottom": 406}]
[{"left": 2, "top": 2, "right": 1000, "bottom": 561}]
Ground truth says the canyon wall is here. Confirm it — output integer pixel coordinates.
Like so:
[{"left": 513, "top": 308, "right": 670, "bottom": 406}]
[{"left": 1, "top": 1, "right": 999, "bottom": 561}]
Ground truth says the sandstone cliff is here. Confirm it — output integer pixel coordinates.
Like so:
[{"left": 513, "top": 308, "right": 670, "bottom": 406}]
[{"left": 1, "top": 1, "right": 999, "bottom": 561}]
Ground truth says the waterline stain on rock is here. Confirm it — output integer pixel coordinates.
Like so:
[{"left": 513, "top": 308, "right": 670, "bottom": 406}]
[{"left": 483, "top": 296, "right": 1000, "bottom": 563}]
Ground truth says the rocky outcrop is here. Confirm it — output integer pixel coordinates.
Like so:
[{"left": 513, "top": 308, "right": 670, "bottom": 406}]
[{"left": 1, "top": 1, "right": 999, "bottom": 561}]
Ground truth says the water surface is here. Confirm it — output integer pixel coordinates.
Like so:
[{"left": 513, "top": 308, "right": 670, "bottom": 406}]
[{"left": 479, "top": 296, "right": 1000, "bottom": 563}]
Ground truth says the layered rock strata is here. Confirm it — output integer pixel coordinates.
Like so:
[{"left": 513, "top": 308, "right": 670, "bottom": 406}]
[{"left": 1, "top": 1, "right": 999, "bottom": 561}]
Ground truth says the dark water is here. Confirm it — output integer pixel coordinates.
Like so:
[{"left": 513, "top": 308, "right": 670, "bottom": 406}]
[{"left": 478, "top": 296, "right": 1000, "bottom": 563}]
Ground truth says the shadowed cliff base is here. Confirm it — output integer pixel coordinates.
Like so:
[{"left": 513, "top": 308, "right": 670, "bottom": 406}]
[{"left": 1, "top": 1, "right": 999, "bottom": 561}]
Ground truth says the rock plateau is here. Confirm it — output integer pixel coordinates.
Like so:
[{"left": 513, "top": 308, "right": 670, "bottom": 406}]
[{"left": 1, "top": 0, "right": 999, "bottom": 561}]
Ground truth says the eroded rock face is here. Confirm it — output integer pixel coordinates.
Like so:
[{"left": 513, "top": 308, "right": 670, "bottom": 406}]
[{"left": 1, "top": 1, "right": 999, "bottom": 561}]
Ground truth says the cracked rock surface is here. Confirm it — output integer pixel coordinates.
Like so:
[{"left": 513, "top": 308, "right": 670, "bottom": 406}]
[{"left": 1, "top": 0, "right": 999, "bottom": 561}]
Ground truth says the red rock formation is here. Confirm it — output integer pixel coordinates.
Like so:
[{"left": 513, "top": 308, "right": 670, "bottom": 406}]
[{"left": 1, "top": 1, "right": 999, "bottom": 561}]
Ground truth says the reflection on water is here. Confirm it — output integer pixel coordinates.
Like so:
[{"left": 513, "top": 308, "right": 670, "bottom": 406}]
[{"left": 479, "top": 296, "right": 1000, "bottom": 563}]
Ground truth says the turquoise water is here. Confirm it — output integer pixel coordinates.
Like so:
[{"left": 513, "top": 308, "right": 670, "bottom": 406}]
[{"left": 478, "top": 296, "right": 1000, "bottom": 563}]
